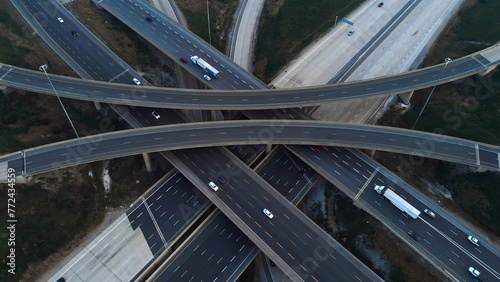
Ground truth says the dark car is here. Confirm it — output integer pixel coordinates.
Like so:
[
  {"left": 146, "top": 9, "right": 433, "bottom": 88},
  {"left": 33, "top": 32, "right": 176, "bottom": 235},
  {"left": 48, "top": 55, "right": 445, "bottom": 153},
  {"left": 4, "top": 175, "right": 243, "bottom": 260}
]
[
  {"left": 71, "top": 31, "right": 79, "bottom": 37},
  {"left": 378, "top": 2, "right": 384, "bottom": 7},
  {"left": 146, "top": 16, "right": 153, "bottom": 22},
  {"left": 218, "top": 175, "right": 226, "bottom": 185},
  {"left": 180, "top": 57, "right": 188, "bottom": 63},
  {"left": 56, "top": 278, "right": 66, "bottom": 282},
  {"left": 407, "top": 230, "right": 420, "bottom": 241}
]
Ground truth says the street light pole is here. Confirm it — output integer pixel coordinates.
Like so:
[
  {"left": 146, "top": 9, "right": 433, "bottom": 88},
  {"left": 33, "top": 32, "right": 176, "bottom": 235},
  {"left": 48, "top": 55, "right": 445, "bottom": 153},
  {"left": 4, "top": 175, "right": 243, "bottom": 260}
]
[
  {"left": 206, "top": 0, "right": 212, "bottom": 45},
  {"left": 411, "top": 58, "right": 452, "bottom": 130},
  {"left": 39, "top": 64, "right": 80, "bottom": 138}
]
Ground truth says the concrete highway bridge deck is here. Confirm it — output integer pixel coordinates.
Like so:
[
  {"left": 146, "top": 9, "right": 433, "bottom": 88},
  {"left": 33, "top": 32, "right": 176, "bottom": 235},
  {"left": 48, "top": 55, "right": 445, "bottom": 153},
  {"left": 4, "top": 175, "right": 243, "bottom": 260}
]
[
  {"left": 0, "top": 44, "right": 499, "bottom": 110},
  {"left": 1, "top": 120, "right": 499, "bottom": 182}
]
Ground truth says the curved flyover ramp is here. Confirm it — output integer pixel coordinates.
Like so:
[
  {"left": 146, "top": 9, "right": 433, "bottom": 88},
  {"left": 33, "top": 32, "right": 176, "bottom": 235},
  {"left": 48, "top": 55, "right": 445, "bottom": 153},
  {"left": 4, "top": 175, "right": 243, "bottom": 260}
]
[
  {"left": 0, "top": 44, "right": 499, "bottom": 110},
  {"left": 1, "top": 120, "right": 498, "bottom": 179}
]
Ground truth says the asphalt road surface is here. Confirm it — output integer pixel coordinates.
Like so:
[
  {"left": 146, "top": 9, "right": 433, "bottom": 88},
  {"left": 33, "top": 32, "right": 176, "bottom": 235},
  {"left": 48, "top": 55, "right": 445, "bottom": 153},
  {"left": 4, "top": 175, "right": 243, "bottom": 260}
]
[{"left": 1, "top": 48, "right": 499, "bottom": 109}]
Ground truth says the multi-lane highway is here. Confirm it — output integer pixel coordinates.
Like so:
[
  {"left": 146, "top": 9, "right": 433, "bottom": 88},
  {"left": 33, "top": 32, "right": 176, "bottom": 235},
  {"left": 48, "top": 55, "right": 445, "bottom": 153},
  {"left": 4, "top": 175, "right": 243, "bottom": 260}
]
[
  {"left": 165, "top": 146, "right": 381, "bottom": 281},
  {"left": 149, "top": 147, "right": 320, "bottom": 281},
  {"left": 2, "top": 120, "right": 499, "bottom": 179},
  {"left": 11, "top": 0, "right": 139, "bottom": 82},
  {"left": 1, "top": 46, "right": 499, "bottom": 109},
  {"left": 288, "top": 144, "right": 500, "bottom": 282}
]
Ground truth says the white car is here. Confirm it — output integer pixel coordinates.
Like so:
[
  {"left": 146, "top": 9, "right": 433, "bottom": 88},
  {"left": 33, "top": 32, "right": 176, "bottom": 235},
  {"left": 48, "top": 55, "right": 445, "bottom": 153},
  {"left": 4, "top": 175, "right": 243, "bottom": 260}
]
[
  {"left": 347, "top": 30, "right": 354, "bottom": 36},
  {"left": 57, "top": 17, "right": 64, "bottom": 23},
  {"left": 263, "top": 208, "right": 273, "bottom": 219},
  {"left": 132, "top": 78, "right": 141, "bottom": 85},
  {"left": 208, "top": 181, "right": 219, "bottom": 191},
  {"left": 151, "top": 111, "right": 160, "bottom": 120},
  {"left": 468, "top": 267, "right": 480, "bottom": 277},
  {"left": 203, "top": 74, "right": 211, "bottom": 81},
  {"left": 423, "top": 208, "right": 435, "bottom": 218},
  {"left": 468, "top": 235, "right": 480, "bottom": 247}
]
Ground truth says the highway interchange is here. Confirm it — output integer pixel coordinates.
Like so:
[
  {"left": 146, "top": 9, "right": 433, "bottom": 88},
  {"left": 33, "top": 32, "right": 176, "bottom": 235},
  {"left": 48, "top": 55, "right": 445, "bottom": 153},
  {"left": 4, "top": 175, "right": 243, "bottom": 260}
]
[{"left": 3, "top": 0, "right": 500, "bottom": 282}]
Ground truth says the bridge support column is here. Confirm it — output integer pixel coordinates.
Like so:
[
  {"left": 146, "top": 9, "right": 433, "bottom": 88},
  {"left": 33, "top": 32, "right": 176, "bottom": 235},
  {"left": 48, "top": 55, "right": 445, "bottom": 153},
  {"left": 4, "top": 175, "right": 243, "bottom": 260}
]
[
  {"left": 368, "top": 150, "right": 376, "bottom": 158},
  {"left": 94, "top": 101, "right": 102, "bottom": 110},
  {"left": 210, "top": 110, "right": 217, "bottom": 121},
  {"left": 479, "top": 64, "right": 498, "bottom": 76},
  {"left": 142, "top": 153, "right": 152, "bottom": 172},
  {"left": 397, "top": 91, "right": 414, "bottom": 106},
  {"left": 265, "top": 144, "right": 272, "bottom": 154}
]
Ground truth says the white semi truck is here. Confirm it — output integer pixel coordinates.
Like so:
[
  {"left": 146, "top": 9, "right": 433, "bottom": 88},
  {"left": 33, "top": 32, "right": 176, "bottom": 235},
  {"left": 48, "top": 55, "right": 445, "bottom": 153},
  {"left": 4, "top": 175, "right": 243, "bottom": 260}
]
[
  {"left": 374, "top": 185, "right": 420, "bottom": 219},
  {"left": 190, "top": 56, "right": 220, "bottom": 78}
]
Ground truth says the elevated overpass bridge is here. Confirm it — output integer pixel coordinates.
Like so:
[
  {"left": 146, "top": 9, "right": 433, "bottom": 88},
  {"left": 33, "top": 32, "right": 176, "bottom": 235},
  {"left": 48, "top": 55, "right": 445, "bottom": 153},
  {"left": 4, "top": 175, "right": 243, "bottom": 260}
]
[
  {"left": 1, "top": 120, "right": 498, "bottom": 182},
  {"left": 0, "top": 44, "right": 499, "bottom": 110}
]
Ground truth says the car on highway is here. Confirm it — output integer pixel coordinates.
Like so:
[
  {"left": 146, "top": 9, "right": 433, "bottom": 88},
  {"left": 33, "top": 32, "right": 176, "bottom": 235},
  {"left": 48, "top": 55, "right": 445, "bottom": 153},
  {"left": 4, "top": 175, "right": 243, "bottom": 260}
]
[
  {"left": 218, "top": 175, "right": 226, "bottom": 185},
  {"left": 423, "top": 208, "right": 435, "bottom": 218},
  {"left": 468, "top": 266, "right": 480, "bottom": 278},
  {"left": 57, "top": 17, "right": 64, "bottom": 23},
  {"left": 208, "top": 181, "right": 219, "bottom": 191},
  {"left": 71, "top": 31, "right": 79, "bottom": 37},
  {"left": 347, "top": 30, "right": 354, "bottom": 36},
  {"left": 468, "top": 235, "right": 480, "bottom": 247},
  {"left": 407, "top": 230, "right": 420, "bottom": 241},
  {"left": 180, "top": 57, "right": 188, "bottom": 63},
  {"left": 203, "top": 74, "right": 212, "bottom": 81},
  {"left": 151, "top": 111, "right": 160, "bottom": 119},
  {"left": 263, "top": 208, "right": 273, "bottom": 219},
  {"left": 132, "top": 78, "right": 141, "bottom": 85},
  {"left": 146, "top": 16, "right": 153, "bottom": 22},
  {"left": 378, "top": 2, "right": 384, "bottom": 7}
]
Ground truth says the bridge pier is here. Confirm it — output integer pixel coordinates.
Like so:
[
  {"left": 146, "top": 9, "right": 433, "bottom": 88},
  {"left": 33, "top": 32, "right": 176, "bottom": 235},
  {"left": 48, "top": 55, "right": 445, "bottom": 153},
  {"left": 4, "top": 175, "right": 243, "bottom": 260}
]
[
  {"left": 479, "top": 64, "right": 498, "bottom": 76},
  {"left": 94, "top": 101, "right": 102, "bottom": 110},
  {"left": 265, "top": 144, "right": 272, "bottom": 154},
  {"left": 142, "top": 153, "right": 152, "bottom": 172},
  {"left": 368, "top": 150, "right": 376, "bottom": 158},
  {"left": 397, "top": 91, "right": 414, "bottom": 106},
  {"left": 210, "top": 110, "right": 217, "bottom": 121}
]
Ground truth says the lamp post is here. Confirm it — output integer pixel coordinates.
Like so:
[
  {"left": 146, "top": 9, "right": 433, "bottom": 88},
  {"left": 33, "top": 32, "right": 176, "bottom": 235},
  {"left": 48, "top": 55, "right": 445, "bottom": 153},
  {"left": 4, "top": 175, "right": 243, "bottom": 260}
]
[
  {"left": 39, "top": 64, "right": 80, "bottom": 138},
  {"left": 206, "top": 0, "right": 212, "bottom": 45},
  {"left": 411, "top": 58, "right": 452, "bottom": 130}
]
